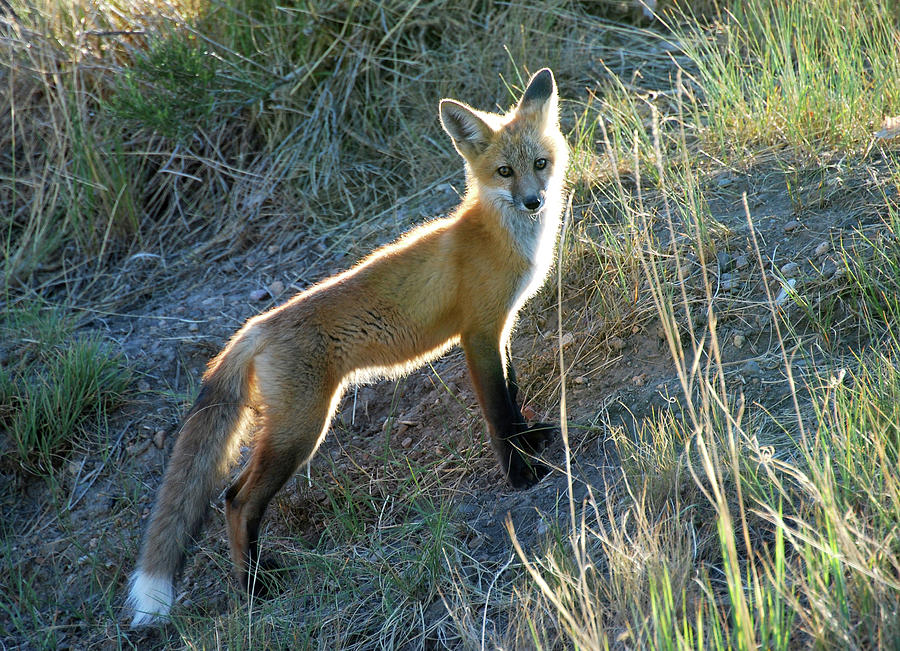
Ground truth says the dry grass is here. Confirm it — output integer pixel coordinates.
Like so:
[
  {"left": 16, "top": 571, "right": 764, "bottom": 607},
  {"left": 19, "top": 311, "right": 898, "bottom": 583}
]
[{"left": 4, "top": 0, "right": 900, "bottom": 648}]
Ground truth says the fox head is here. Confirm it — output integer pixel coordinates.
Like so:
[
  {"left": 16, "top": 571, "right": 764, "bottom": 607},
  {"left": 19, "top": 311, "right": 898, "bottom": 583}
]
[{"left": 439, "top": 68, "right": 567, "bottom": 217}]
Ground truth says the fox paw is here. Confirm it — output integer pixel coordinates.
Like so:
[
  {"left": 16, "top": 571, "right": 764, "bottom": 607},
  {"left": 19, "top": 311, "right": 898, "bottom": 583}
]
[
  {"left": 518, "top": 422, "right": 558, "bottom": 454},
  {"left": 242, "top": 557, "right": 283, "bottom": 600},
  {"left": 506, "top": 452, "right": 550, "bottom": 489}
]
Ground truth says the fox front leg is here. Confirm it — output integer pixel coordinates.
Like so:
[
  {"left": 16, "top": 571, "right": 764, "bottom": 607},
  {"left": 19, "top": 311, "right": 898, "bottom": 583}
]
[
  {"left": 463, "top": 334, "right": 553, "bottom": 488},
  {"left": 504, "top": 355, "right": 557, "bottom": 456}
]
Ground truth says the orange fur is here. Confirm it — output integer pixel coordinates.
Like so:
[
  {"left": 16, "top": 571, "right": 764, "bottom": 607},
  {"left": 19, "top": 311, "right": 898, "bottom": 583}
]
[{"left": 127, "top": 68, "right": 568, "bottom": 627}]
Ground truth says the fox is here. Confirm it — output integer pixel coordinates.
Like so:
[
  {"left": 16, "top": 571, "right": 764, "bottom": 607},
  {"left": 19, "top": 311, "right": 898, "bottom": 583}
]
[{"left": 127, "top": 68, "right": 568, "bottom": 627}]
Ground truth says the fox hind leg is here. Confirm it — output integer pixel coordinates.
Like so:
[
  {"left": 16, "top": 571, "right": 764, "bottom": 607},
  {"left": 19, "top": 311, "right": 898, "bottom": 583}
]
[{"left": 224, "top": 392, "right": 337, "bottom": 594}]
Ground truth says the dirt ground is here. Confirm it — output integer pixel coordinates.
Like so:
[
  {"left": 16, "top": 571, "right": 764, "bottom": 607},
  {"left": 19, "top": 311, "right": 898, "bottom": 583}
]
[{"left": 3, "top": 152, "right": 895, "bottom": 648}]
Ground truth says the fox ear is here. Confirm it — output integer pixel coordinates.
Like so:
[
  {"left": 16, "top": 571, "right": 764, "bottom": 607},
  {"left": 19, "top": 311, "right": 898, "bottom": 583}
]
[
  {"left": 440, "top": 99, "right": 493, "bottom": 159},
  {"left": 517, "top": 68, "right": 558, "bottom": 122}
]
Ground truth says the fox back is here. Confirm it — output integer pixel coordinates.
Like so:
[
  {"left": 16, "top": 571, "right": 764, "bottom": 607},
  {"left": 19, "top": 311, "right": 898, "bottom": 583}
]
[{"left": 127, "top": 68, "right": 568, "bottom": 628}]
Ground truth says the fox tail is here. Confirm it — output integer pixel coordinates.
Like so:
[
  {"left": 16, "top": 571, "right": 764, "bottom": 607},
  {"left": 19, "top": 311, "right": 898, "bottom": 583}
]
[{"left": 127, "top": 328, "right": 259, "bottom": 626}]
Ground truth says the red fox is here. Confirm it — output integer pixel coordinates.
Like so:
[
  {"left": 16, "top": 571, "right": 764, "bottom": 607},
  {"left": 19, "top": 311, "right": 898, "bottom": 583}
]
[{"left": 127, "top": 68, "right": 568, "bottom": 626}]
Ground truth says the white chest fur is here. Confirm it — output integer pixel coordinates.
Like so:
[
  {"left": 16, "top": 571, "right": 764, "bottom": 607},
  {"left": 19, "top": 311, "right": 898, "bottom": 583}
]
[{"left": 505, "top": 192, "right": 563, "bottom": 302}]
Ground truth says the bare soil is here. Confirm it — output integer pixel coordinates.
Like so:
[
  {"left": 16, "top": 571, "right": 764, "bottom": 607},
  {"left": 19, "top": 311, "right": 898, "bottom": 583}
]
[{"left": 3, "top": 155, "right": 895, "bottom": 648}]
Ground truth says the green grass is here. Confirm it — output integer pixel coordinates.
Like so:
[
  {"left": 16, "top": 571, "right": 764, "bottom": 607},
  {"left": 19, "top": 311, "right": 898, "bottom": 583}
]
[
  {"left": 4, "top": 0, "right": 900, "bottom": 648},
  {"left": 0, "top": 303, "right": 130, "bottom": 476},
  {"left": 676, "top": 0, "right": 900, "bottom": 156}
]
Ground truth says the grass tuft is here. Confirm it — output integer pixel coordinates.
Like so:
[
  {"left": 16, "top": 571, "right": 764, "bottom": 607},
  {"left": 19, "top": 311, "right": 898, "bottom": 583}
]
[{"left": 0, "top": 303, "right": 130, "bottom": 476}]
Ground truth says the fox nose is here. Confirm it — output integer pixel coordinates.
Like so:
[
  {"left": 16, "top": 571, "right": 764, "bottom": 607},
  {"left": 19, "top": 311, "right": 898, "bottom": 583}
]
[{"left": 523, "top": 195, "right": 543, "bottom": 212}]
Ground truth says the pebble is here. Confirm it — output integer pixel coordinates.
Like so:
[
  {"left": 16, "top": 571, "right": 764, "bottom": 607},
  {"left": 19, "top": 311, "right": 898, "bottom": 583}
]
[
  {"left": 127, "top": 439, "right": 152, "bottom": 457},
  {"left": 268, "top": 280, "right": 285, "bottom": 296},
  {"left": 522, "top": 404, "right": 538, "bottom": 420},
  {"left": 741, "top": 359, "right": 762, "bottom": 378},
  {"left": 137, "top": 380, "right": 151, "bottom": 392},
  {"left": 632, "top": 373, "right": 647, "bottom": 386},
  {"left": 716, "top": 252, "right": 734, "bottom": 272},
  {"left": 733, "top": 334, "right": 746, "bottom": 349},
  {"left": 187, "top": 322, "right": 200, "bottom": 332},
  {"left": 267, "top": 245, "right": 279, "bottom": 256},
  {"left": 153, "top": 430, "right": 166, "bottom": 449},
  {"left": 775, "top": 278, "right": 797, "bottom": 305},
  {"left": 559, "top": 332, "right": 575, "bottom": 347},
  {"left": 784, "top": 220, "right": 802, "bottom": 232},
  {"left": 814, "top": 241, "right": 831, "bottom": 257},
  {"left": 608, "top": 336, "right": 626, "bottom": 352},
  {"left": 780, "top": 261, "right": 800, "bottom": 276},
  {"left": 249, "top": 288, "right": 269, "bottom": 302},
  {"left": 400, "top": 437, "right": 413, "bottom": 449},
  {"left": 734, "top": 255, "right": 750, "bottom": 270}
]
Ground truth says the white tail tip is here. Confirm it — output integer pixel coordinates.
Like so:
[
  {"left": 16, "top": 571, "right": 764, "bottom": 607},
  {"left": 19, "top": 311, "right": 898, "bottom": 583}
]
[{"left": 127, "top": 571, "right": 174, "bottom": 627}]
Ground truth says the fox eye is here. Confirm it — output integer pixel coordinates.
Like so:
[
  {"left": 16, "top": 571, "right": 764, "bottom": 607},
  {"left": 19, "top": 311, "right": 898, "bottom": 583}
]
[
  {"left": 497, "top": 165, "right": 513, "bottom": 178},
  {"left": 534, "top": 158, "right": 548, "bottom": 170}
]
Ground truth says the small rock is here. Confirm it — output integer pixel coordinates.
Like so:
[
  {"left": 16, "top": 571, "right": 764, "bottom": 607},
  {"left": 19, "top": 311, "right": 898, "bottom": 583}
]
[
  {"left": 741, "top": 359, "right": 762, "bottom": 378},
  {"left": 269, "top": 280, "right": 285, "bottom": 296},
  {"left": 775, "top": 278, "right": 797, "bottom": 305},
  {"left": 716, "top": 252, "right": 734, "bottom": 272},
  {"left": 267, "top": 245, "right": 279, "bottom": 256},
  {"left": 400, "top": 436, "right": 413, "bottom": 449},
  {"left": 814, "top": 241, "right": 831, "bottom": 257},
  {"left": 127, "top": 439, "right": 152, "bottom": 457},
  {"left": 574, "top": 376, "right": 587, "bottom": 384},
  {"left": 559, "top": 332, "right": 575, "bottom": 347},
  {"left": 608, "top": 337, "right": 626, "bottom": 352},
  {"left": 632, "top": 373, "right": 647, "bottom": 386},
  {"left": 784, "top": 220, "right": 802, "bottom": 233},
  {"left": 137, "top": 379, "right": 151, "bottom": 392},
  {"left": 522, "top": 404, "right": 539, "bottom": 421},
  {"left": 187, "top": 322, "right": 200, "bottom": 332},
  {"left": 734, "top": 255, "right": 750, "bottom": 270},
  {"left": 780, "top": 261, "right": 800, "bottom": 276},
  {"left": 249, "top": 288, "right": 269, "bottom": 302},
  {"left": 733, "top": 334, "right": 746, "bottom": 349},
  {"left": 153, "top": 429, "right": 167, "bottom": 449}
]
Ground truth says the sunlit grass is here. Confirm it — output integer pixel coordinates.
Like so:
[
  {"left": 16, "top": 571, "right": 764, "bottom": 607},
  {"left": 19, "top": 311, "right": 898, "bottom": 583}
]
[{"left": 4, "top": 0, "right": 900, "bottom": 648}]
